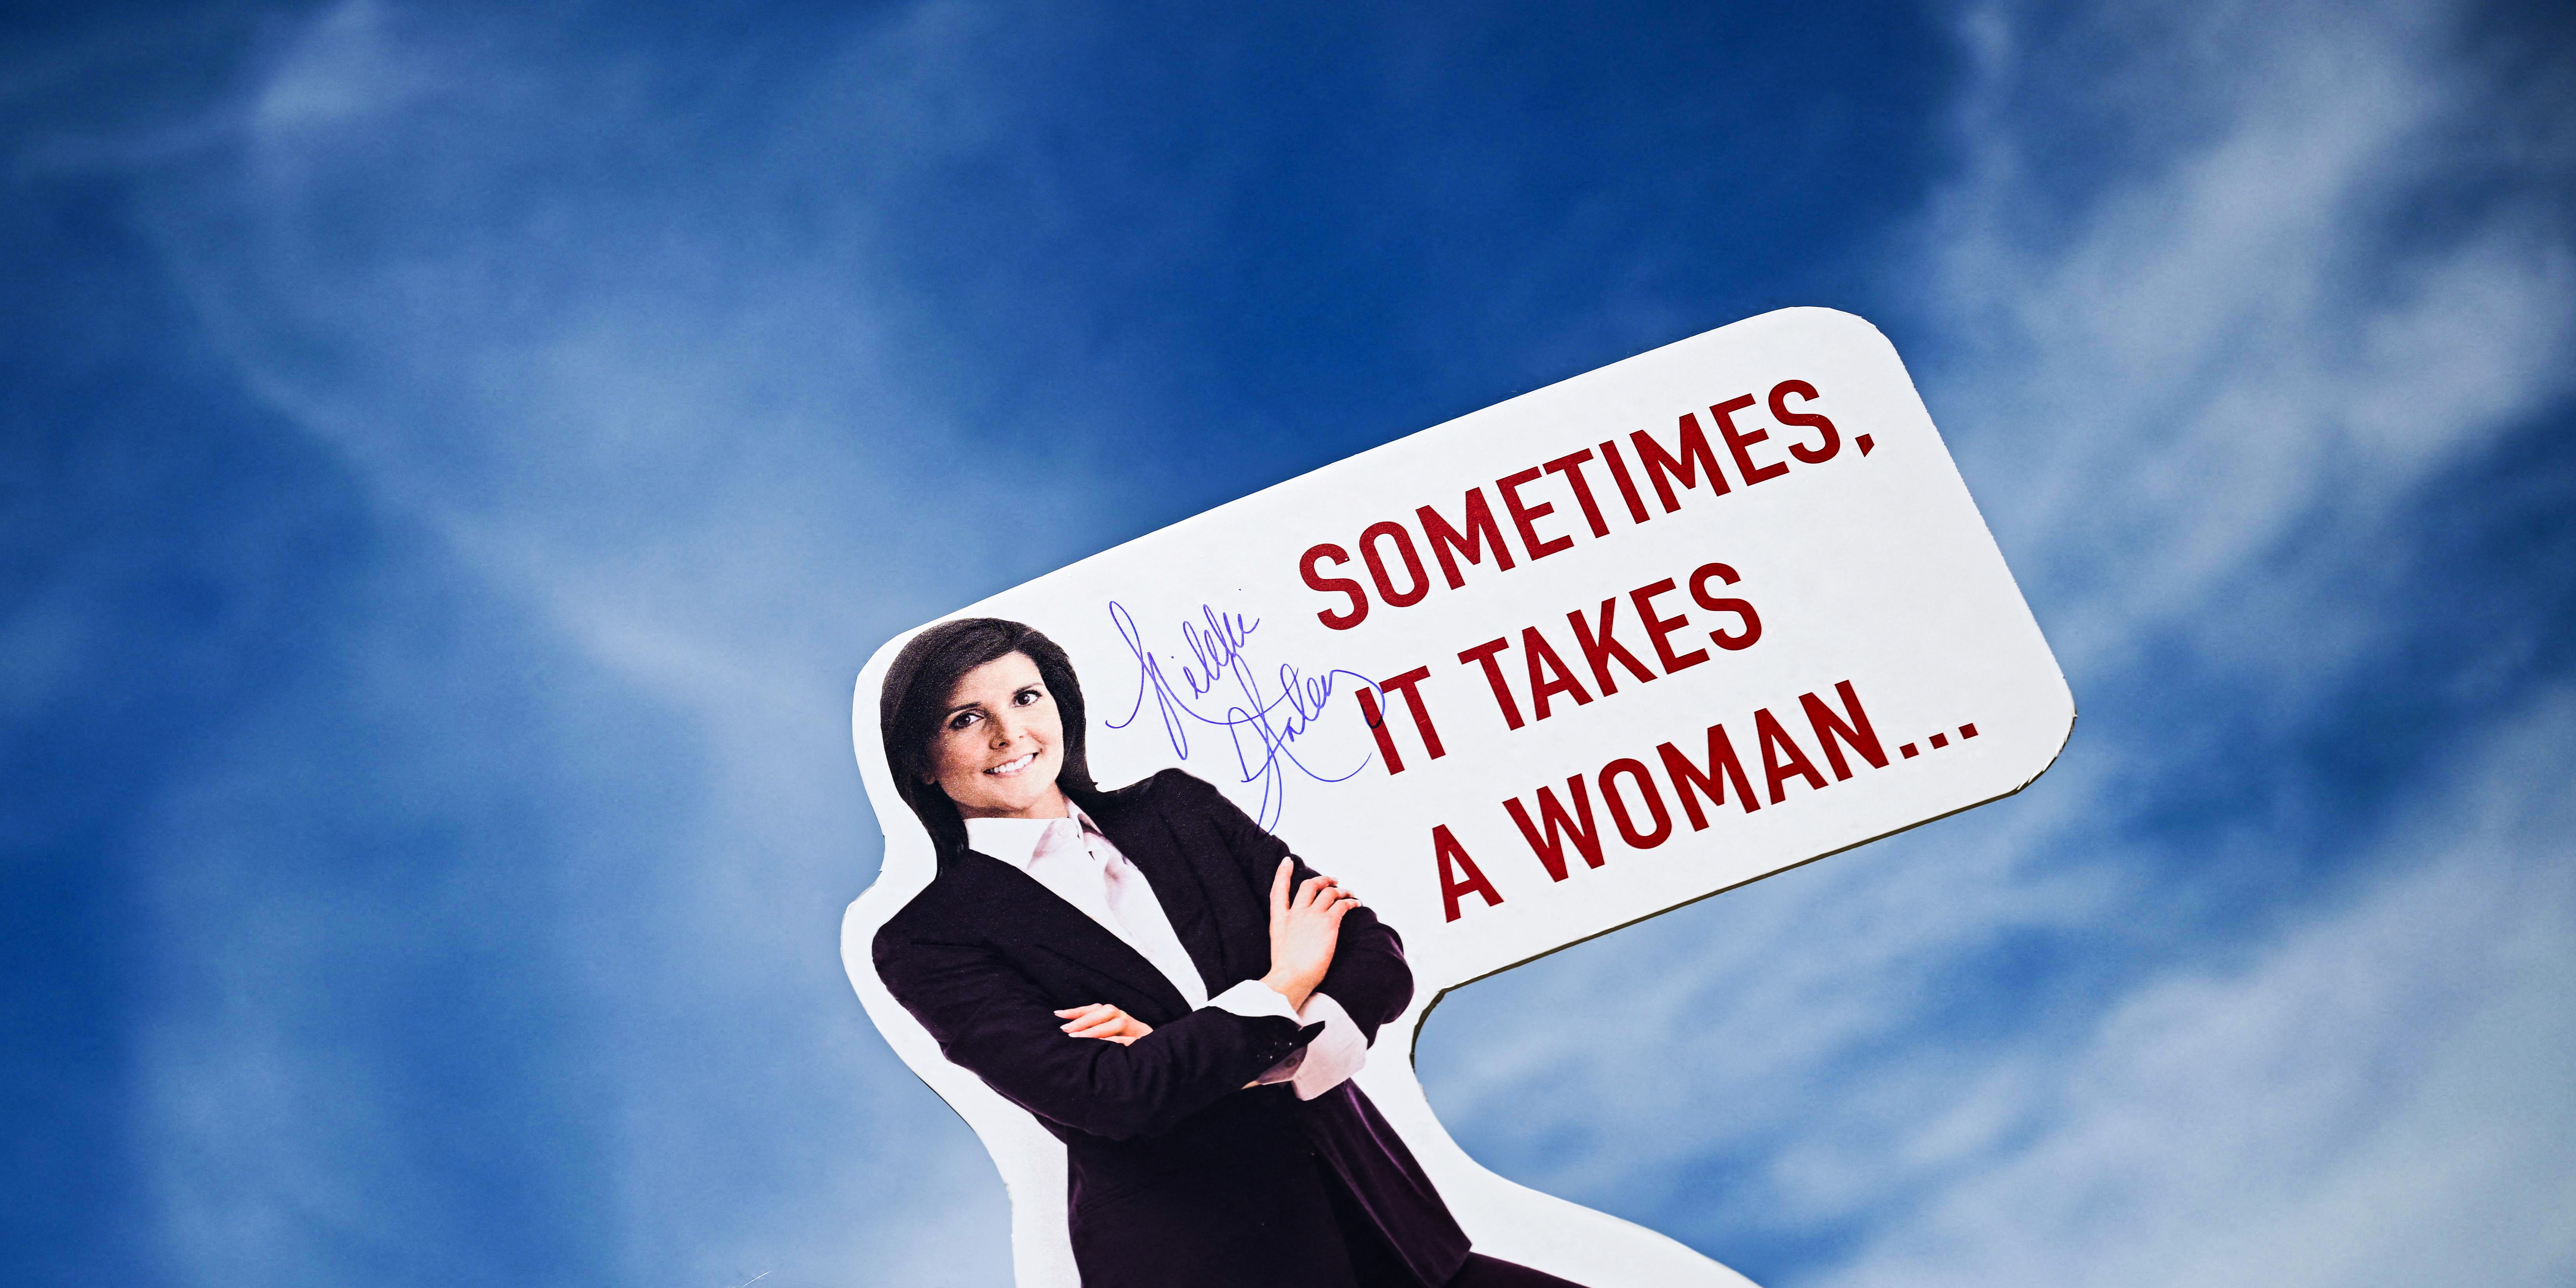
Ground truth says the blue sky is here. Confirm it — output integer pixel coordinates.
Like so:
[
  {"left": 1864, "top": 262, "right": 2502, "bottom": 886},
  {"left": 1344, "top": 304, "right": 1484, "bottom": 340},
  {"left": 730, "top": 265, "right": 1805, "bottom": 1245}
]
[{"left": 5, "top": 1, "right": 2572, "bottom": 1286}]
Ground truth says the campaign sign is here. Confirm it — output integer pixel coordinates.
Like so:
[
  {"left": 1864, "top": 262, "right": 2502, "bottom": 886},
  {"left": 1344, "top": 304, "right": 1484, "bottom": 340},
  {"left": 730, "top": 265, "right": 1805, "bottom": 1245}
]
[{"left": 843, "top": 307, "right": 2073, "bottom": 1287}]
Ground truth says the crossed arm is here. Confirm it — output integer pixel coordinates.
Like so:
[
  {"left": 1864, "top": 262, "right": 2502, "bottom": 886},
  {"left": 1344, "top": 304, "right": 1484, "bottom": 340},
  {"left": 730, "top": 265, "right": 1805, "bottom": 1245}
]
[
  {"left": 1056, "top": 857, "right": 1363, "bottom": 1045},
  {"left": 1061, "top": 771, "right": 1413, "bottom": 1054},
  {"left": 876, "top": 774, "right": 1414, "bottom": 1140},
  {"left": 876, "top": 917, "right": 1320, "bottom": 1141}
]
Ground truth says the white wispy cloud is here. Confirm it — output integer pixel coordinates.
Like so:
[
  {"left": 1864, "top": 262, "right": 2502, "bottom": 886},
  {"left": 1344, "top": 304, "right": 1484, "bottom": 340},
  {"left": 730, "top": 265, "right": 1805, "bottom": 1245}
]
[
  {"left": 115, "top": 1, "right": 1113, "bottom": 1281},
  {"left": 81, "top": 0, "right": 2573, "bottom": 1282},
  {"left": 1812, "top": 695, "right": 2576, "bottom": 1288},
  {"left": 1929, "top": 0, "right": 2574, "bottom": 675},
  {"left": 1418, "top": 0, "right": 2576, "bottom": 1280}
]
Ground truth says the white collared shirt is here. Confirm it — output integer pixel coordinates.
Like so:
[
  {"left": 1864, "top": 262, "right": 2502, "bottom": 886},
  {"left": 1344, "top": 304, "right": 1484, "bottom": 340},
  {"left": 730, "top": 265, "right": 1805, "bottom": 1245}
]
[{"left": 965, "top": 803, "right": 1368, "bottom": 1100}]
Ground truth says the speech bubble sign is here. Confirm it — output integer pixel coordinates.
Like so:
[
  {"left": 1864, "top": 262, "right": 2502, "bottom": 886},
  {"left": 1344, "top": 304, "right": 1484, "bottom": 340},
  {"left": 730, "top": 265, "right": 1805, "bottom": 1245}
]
[{"left": 843, "top": 307, "right": 2071, "bottom": 1286}]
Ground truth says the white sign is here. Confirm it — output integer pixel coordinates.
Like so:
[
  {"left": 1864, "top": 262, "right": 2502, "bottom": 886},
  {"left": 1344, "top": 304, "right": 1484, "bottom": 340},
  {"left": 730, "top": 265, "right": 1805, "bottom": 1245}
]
[{"left": 843, "top": 308, "right": 2072, "bottom": 1287}]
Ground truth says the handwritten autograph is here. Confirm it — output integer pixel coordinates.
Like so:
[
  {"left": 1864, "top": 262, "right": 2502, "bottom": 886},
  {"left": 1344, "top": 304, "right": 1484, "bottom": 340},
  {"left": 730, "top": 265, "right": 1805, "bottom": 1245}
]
[{"left": 1103, "top": 601, "right": 1379, "bottom": 832}]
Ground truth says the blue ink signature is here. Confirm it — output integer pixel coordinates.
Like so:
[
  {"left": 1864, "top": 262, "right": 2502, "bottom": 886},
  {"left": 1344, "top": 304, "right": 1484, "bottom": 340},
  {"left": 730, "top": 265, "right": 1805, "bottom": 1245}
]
[{"left": 1103, "top": 600, "right": 1381, "bottom": 832}]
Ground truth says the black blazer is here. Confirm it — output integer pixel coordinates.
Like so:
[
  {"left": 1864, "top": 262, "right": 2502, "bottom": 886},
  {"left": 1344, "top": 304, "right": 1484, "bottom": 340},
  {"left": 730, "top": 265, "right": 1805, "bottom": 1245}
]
[{"left": 874, "top": 769, "right": 1473, "bottom": 1288}]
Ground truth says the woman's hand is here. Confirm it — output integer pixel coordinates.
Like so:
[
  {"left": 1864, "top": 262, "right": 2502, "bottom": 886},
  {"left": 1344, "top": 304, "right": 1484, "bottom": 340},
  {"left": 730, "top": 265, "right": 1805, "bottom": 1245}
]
[
  {"left": 1259, "top": 858, "right": 1360, "bottom": 1011},
  {"left": 1055, "top": 1003, "right": 1153, "bottom": 1045}
]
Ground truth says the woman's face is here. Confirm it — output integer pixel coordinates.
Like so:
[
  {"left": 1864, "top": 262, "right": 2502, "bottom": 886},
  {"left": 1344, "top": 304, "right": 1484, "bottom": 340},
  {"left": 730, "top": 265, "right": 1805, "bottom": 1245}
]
[{"left": 926, "top": 650, "right": 1069, "bottom": 819}]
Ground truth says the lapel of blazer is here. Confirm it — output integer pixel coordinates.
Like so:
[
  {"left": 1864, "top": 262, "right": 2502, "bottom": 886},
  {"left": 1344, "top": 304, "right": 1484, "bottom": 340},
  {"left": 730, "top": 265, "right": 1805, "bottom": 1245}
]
[
  {"left": 953, "top": 849, "right": 1192, "bottom": 1022},
  {"left": 1085, "top": 784, "right": 1235, "bottom": 992}
]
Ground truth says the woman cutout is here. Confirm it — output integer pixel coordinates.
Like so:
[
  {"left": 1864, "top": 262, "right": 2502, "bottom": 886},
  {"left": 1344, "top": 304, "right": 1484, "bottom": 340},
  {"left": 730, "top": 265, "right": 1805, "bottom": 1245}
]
[{"left": 871, "top": 617, "right": 1589, "bottom": 1288}]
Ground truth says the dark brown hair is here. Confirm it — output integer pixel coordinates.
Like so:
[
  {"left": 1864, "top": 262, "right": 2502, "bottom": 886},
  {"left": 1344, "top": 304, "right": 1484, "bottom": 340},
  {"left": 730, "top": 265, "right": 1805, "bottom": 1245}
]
[{"left": 878, "top": 617, "right": 1097, "bottom": 862}]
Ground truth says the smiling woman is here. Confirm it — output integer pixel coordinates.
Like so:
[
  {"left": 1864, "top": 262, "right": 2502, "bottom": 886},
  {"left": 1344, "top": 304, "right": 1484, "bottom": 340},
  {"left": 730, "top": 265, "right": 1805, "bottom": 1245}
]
[
  {"left": 869, "top": 617, "right": 1591, "bottom": 1288},
  {"left": 927, "top": 651, "right": 1072, "bottom": 819}
]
